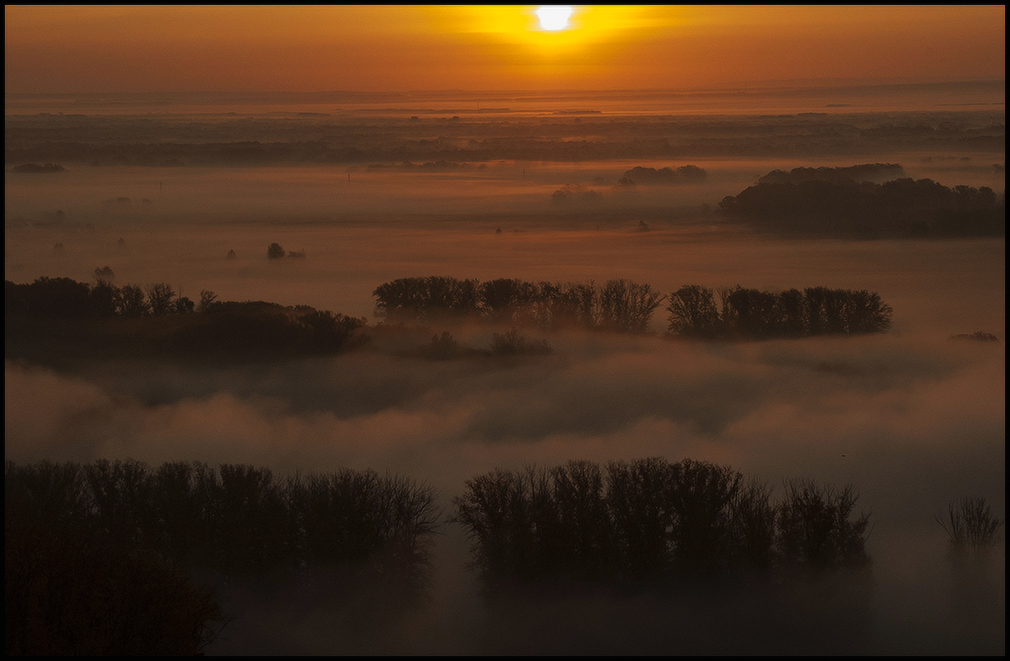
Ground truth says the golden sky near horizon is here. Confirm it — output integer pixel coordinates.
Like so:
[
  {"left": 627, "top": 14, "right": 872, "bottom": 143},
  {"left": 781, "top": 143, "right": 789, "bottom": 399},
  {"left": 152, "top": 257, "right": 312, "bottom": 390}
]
[{"left": 4, "top": 5, "right": 1005, "bottom": 93}]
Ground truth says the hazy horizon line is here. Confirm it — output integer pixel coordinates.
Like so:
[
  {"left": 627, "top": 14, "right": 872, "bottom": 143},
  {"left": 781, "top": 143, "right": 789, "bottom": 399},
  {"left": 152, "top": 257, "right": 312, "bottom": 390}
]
[{"left": 6, "top": 77, "right": 1005, "bottom": 99}]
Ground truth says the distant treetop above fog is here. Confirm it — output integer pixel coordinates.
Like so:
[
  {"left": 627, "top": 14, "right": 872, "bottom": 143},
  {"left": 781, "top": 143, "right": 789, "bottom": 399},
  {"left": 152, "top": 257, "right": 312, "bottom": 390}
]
[
  {"left": 757, "top": 163, "right": 904, "bottom": 185},
  {"left": 620, "top": 165, "right": 707, "bottom": 185},
  {"left": 720, "top": 169, "right": 1004, "bottom": 238}
]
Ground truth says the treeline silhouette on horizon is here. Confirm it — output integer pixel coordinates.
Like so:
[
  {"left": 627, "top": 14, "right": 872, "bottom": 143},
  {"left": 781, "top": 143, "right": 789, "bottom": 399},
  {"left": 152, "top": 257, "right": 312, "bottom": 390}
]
[
  {"left": 720, "top": 168, "right": 1004, "bottom": 237},
  {"left": 6, "top": 110, "right": 1004, "bottom": 166}
]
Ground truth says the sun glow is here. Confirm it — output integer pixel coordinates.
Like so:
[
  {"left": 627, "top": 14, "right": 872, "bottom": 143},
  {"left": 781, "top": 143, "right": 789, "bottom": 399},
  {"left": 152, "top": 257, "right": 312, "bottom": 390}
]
[{"left": 537, "top": 5, "right": 573, "bottom": 31}]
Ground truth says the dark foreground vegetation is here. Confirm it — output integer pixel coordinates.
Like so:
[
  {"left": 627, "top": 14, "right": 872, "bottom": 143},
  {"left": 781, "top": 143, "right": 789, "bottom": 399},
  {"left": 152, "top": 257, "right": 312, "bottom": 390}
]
[
  {"left": 454, "top": 458, "right": 870, "bottom": 594},
  {"left": 8, "top": 454, "right": 1001, "bottom": 655},
  {"left": 6, "top": 459, "right": 438, "bottom": 655},
  {"left": 721, "top": 167, "right": 1004, "bottom": 237}
]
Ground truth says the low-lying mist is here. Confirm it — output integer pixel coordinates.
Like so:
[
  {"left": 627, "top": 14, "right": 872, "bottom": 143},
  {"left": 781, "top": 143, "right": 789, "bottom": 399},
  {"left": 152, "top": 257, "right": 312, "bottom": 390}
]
[
  {"left": 5, "top": 297, "right": 1005, "bottom": 653},
  {"left": 5, "top": 99, "right": 1004, "bottom": 654}
]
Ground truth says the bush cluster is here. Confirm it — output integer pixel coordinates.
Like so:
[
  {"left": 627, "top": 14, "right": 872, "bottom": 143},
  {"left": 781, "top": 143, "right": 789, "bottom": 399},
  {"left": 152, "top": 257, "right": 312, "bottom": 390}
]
[
  {"left": 667, "top": 285, "right": 892, "bottom": 339},
  {"left": 373, "top": 276, "right": 664, "bottom": 333},
  {"left": 453, "top": 458, "right": 870, "bottom": 591}
]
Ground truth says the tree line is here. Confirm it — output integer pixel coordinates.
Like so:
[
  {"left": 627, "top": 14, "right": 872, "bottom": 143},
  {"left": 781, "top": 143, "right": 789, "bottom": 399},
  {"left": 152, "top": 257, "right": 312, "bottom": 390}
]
[
  {"left": 453, "top": 458, "right": 870, "bottom": 591},
  {"left": 8, "top": 110, "right": 1004, "bottom": 166},
  {"left": 6, "top": 459, "right": 438, "bottom": 577},
  {"left": 5, "top": 277, "right": 365, "bottom": 359},
  {"left": 4, "top": 276, "right": 893, "bottom": 363},
  {"left": 373, "top": 276, "right": 893, "bottom": 339},
  {"left": 374, "top": 276, "right": 665, "bottom": 333},
  {"left": 667, "top": 284, "right": 893, "bottom": 339},
  {"left": 5, "top": 276, "right": 199, "bottom": 318},
  {"left": 6, "top": 459, "right": 437, "bottom": 655},
  {"left": 9, "top": 457, "right": 868, "bottom": 599}
]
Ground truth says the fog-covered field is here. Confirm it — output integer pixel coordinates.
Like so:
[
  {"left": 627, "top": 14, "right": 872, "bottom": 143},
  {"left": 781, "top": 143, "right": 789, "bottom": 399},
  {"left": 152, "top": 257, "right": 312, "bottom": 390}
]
[{"left": 5, "top": 87, "right": 1005, "bottom": 654}]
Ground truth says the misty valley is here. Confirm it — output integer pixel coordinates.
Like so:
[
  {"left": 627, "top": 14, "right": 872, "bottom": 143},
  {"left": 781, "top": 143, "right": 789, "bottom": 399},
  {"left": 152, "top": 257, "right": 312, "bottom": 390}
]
[{"left": 5, "top": 87, "right": 1005, "bottom": 655}]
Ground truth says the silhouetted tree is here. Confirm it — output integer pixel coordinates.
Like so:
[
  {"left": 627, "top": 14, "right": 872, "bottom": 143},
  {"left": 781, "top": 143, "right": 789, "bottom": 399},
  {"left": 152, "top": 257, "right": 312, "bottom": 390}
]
[
  {"left": 90, "top": 279, "right": 118, "bottom": 318},
  {"left": 777, "top": 481, "right": 870, "bottom": 570},
  {"left": 373, "top": 276, "right": 480, "bottom": 321},
  {"left": 667, "top": 285, "right": 721, "bottom": 337},
  {"left": 146, "top": 283, "right": 176, "bottom": 315},
  {"left": 267, "top": 243, "right": 286, "bottom": 259},
  {"left": 174, "top": 296, "right": 195, "bottom": 314},
  {"left": 597, "top": 279, "right": 665, "bottom": 333},
  {"left": 116, "top": 284, "right": 150, "bottom": 317},
  {"left": 198, "top": 289, "right": 217, "bottom": 312}
]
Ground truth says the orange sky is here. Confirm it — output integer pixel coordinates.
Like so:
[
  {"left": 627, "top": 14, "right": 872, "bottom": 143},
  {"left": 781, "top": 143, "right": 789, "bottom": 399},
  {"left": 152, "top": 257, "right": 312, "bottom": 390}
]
[{"left": 4, "top": 5, "right": 1005, "bottom": 93}]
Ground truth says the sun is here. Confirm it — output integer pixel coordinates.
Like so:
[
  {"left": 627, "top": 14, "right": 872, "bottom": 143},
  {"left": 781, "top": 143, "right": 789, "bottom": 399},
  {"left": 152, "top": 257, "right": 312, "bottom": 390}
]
[{"left": 536, "top": 5, "right": 573, "bottom": 31}]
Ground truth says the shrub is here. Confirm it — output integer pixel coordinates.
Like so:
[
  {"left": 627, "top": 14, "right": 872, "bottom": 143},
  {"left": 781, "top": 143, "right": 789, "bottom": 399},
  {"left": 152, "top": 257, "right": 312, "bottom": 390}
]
[
  {"left": 421, "top": 331, "right": 466, "bottom": 359},
  {"left": 937, "top": 496, "right": 1004, "bottom": 552},
  {"left": 489, "top": 328, "right": 552, "bottom": 356}
]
